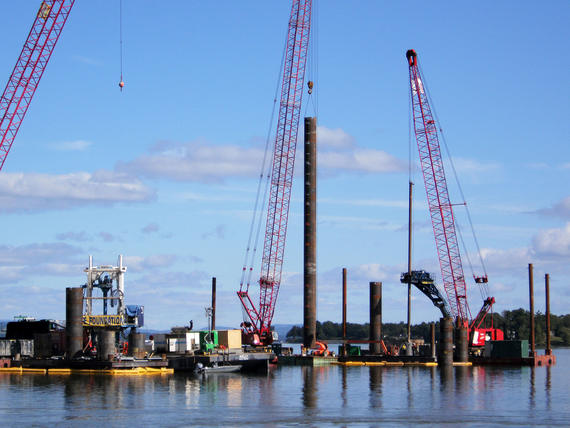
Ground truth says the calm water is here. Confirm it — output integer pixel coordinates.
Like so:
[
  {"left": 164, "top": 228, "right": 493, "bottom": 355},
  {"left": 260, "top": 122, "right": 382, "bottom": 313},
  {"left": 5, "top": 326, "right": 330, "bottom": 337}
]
[{"left": 0, "top": 349, "right": 568, "bottom": 427}]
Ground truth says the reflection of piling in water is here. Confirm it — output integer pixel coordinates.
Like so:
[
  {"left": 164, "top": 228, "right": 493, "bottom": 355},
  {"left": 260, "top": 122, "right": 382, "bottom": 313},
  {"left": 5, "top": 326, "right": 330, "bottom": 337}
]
[
  {"left": 369, "top": 282, "right": 382, "bottom": 354},
  {"left": 369, "top": 366, "right": 383, "bottom": 408},
  {"left": 438, "top": 317, "right": 453, "bottom": 366},
  {"left": 66, "top": 287, "right": 83, "bottom": 360},
  {"left": 430, "top": 322, "right": 436, "bottom": 359},
  {"left": 439, "top": 363, "right": 453, "bottom": 387},
  {"left": 341, "top": 365, "right": 348, "bottom": 408},
  {"left": 454, "top": 326, "right": 468, "bottom": 362},
  {"left": 455, "top": 365, "right": 469, "bottom": 389},
  {"left": 302, "top": 367, "right": 317, "bottom": 409},
  {"left": 98, "top": 330, "right": 116, "bottom": 361}
]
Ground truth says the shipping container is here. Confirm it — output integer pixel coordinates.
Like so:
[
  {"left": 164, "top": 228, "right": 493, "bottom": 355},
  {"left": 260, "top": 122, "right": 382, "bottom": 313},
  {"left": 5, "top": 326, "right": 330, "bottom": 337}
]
[{"left": 218, "top": 329, "right": 242, "bottom": 350}]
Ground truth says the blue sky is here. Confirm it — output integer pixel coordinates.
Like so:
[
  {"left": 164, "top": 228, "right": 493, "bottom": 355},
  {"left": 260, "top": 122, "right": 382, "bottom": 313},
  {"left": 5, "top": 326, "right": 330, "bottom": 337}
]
[{"left": 0, "top": 1, "right": 568, "bottom": 330}]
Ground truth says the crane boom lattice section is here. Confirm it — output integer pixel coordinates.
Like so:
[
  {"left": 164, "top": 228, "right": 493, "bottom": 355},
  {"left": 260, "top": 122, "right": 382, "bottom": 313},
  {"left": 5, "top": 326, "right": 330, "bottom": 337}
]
[
  {"left": 238, "top": 0, "right": 312, "bottom": 342},
  {"left": 0, "top": 0, "right": 75, "bottom": 171},
  {"left": 406, "top": 50, "right": 470, "bottom": 323}
]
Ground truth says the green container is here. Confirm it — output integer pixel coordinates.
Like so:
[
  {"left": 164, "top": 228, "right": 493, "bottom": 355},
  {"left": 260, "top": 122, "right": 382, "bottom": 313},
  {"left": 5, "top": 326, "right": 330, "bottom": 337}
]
[
  {"left": 489, "top": 340, "right": 528, "bottom": 358},
  {"left": 199, "top": 330, "right": 218, "bottom": 352},
  {"left": 338, "top": 344, "right": 361, "bottom": 356}
]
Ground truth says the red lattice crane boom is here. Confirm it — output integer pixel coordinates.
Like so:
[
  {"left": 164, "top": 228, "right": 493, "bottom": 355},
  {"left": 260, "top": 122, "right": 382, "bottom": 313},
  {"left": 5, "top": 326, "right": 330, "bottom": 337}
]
[
  {"left": 406, "top": 49, "right": 471, "bottom": 325},
  {"left": 0, "top": 1, "right": 75, "bottom": 172},
  {"left": 238, "top": 0, "right": 312, "bottom": 345}
]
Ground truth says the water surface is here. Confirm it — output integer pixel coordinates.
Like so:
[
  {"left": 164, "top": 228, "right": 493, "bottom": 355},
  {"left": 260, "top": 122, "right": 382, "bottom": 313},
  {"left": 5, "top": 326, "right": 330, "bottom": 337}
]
[{"left": 0, "top": 349, "right": 568, "bottom": 426}]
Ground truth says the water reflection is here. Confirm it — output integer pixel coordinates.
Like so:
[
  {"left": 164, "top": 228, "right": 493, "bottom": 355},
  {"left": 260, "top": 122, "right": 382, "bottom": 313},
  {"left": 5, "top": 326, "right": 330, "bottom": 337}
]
[
  {"left": 368, "top": 366, "right": 382, "bottom": 409},
  {"left": 302, "top": 366, "right": 317, "bottom": 411},
  {"left": 406, "top": 367, "right": 412, "bottom": 409},
  {"left": 341, "top": 366, "right": 348, "bottom": 409},
  {"left": 529, "top": 366, "right": 535, "bottom": 410},
  {"left": 0, "top": 350, "right": 566, "bottom": 426},
  {"left": 545, "top": 366, "right": 551, "bottom": 411}
]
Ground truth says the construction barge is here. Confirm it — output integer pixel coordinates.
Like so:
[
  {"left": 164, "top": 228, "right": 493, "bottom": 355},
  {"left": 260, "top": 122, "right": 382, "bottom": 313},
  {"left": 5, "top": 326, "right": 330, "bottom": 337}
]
[{"left": 0, "top": 256, "right": 274, "bottom": 375}]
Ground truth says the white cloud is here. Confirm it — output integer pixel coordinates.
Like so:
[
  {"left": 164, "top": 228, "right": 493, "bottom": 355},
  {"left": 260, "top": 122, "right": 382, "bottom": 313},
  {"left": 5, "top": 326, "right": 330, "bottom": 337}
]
[
  {"left": 449, "top": 157, "right": 501, "bottom": 173},
  {"left": 532, "top": 223, "right": 570, "bottom": 257},
  {"left": 319, "top": 197, "right": 408, "bottom": 209},
  {"left": 317, "top": 126, "right": 355, "bottom": 149},
  {"left": 51, "top": 140, "right": 92, "bottom": 151},
  {"left": 0, "top": 243, "right": 84, "bottom": 284},
  {"left": 480, "top": 247, "right": 533, "bottom": 272},
  {"left": 56, "top": 231, "right": 90, "bottom": 242},
  {"left": 0, "top": 171, "right": 155, "bottom": 212},
  {"left": 124, "top": 254, "right": 178, "bottom": 272},
  {"left": 121, "top": 129, "right": 406, "bottom": 183},
  {"left": 201, "top": 225, "right": 226, "bottom": 239},
  {"left": 141, "top": 223, "right": 159, "bottom": 234},
  {"left": 319, "top": 149, "right": 406, "bottom": 174},
  {"left": 98, "top": 232, "right": 119, "bottom": 243},
  {"left": 536, "top": 196, "right": 570, "bottom": 219},
  {"left": 120, "top": 141, "right": 264, "bottom": 183}
]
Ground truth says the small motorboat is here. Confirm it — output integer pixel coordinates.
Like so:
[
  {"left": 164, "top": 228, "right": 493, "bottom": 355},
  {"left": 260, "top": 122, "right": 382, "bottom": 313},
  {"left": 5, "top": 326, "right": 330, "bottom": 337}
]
[{"left": 194, "top": 362, "right": 241, "bottom": 374}]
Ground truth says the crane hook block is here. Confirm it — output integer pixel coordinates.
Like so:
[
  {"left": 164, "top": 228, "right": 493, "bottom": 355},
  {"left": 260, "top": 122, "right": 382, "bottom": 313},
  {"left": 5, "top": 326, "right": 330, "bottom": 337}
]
[
  {"left": 119, "top": 80, "right": 125, "bottom": 91},
  {"left": 307, "top": 80, "right": 314, "bottom": 94}
]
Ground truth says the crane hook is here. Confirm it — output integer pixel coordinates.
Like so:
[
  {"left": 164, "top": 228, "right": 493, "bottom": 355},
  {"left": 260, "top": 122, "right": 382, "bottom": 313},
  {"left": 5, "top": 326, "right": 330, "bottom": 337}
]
[
  {"left": 307, "top": 80, "right": 314, "bottom": 94},
  {"left": 119, "top": 80, "right": 124, "bottom": 91}
]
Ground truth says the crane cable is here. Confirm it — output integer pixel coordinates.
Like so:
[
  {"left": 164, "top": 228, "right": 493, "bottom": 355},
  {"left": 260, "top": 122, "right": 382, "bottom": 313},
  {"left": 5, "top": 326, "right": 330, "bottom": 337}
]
[
  {"left": 304, "top": 0, "right": 318, "bottom": 118},
  {"left": 118, "top": 0, "right": 125, "bottom": 91},
  {"left": 240, "top": 26, "right": 288, "bottom": 292},
  {"left": 418, "top": 62, "right": 489, "bottom": 298}
]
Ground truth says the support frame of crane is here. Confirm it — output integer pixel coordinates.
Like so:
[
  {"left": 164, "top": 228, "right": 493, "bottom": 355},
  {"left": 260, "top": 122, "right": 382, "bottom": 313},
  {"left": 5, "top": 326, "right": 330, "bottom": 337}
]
[
  {"left": 406, "top": 49, "right": 503, "bottom": 349},
  {"left": 237, "top": 0, "right": 312, "bottom": 346},
  {"left": 0, "top": 0, "right": 75, "bottom": 171}
]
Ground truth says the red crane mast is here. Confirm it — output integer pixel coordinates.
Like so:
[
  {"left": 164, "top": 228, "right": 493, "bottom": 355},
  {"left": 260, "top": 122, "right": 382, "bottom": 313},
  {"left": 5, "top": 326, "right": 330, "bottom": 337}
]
[
  {"left": 0, "top": 0, "right": 75, "bottom": 172},
  {"left": 238, "top": 0, "right": 312, "bottom": 345},
  {"left": 406, "top": 49, "right": 471, "bottom": 325}
]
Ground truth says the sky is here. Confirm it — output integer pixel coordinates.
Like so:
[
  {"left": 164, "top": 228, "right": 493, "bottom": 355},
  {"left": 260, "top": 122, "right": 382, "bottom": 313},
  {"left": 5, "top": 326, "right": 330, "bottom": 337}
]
[{"left": 0, "top": 1, "right": 568, "bottom": 331}]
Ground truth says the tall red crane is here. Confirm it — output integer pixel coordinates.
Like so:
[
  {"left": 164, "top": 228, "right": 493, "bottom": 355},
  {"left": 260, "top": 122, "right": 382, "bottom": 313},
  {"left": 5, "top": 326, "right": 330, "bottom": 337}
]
[
  {"left": 238, "top": 0, "right": 312, "bottom": 345},
  {"left": 406, "top": 49, "right": 471, "bottom": 325},
  {"left": 0, "top": 0, "right": 75, "bottom": 171},
  {"left": 406, "top": 49, "right": 504, "bottom": 346}
]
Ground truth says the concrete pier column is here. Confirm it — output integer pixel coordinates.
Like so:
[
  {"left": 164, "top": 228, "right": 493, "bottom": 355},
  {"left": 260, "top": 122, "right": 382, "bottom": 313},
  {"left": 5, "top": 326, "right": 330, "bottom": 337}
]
[
  {"left": 369, "top": 282, "right": 382, "bottom": 354},
  {"left": 66, "top": 287, "right": 83, "bottom": 360},
  {"left": 303, "top": 116, "right": 317, "bottom": 350},
  {"left": 98, "top": 330, "right": 116, "bottom": 361},
  {"left": 438, "top": 317, "right": 453, "bottom": 366},
  {"left": 454, "top": 326, "right": 469, "bottom": 362}
]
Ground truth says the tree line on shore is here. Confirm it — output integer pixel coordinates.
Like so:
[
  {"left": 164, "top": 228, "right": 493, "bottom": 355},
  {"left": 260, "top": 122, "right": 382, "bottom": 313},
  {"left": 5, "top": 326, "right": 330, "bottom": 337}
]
[{"left": 285, "top": 308, "right": 570, "bottom": 346}]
